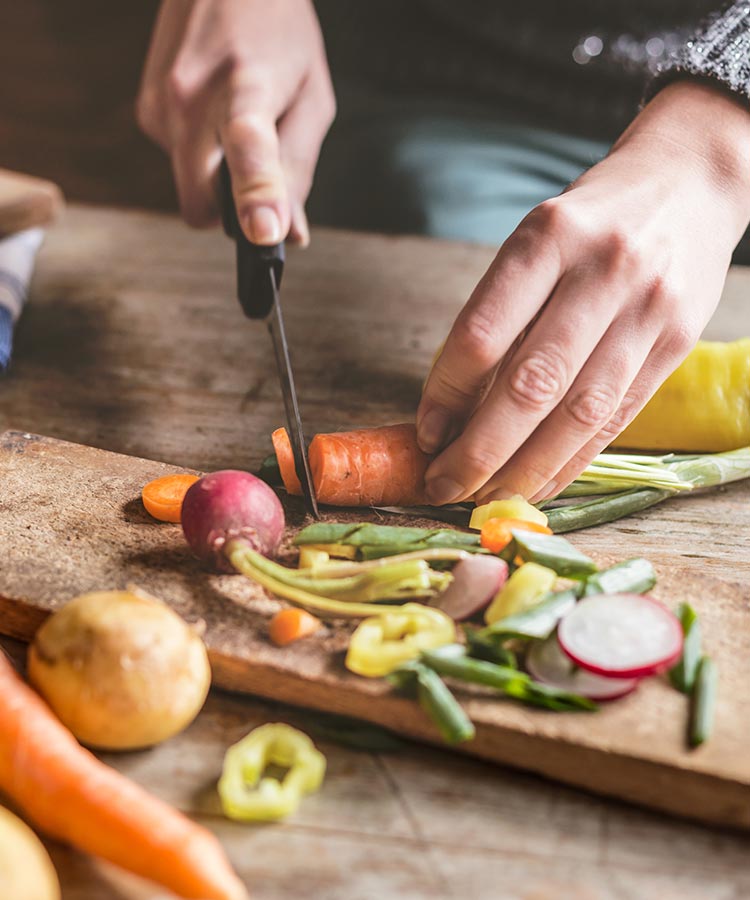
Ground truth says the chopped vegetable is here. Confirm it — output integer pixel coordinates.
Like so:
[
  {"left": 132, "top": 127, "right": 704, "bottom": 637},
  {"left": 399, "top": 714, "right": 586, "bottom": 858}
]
[
  {"left": 583, "top": 558, "right": 656, "bottom": 596},
  {"left": 509, "top": 530, "right": 597, "bottom": 577},
  {"left": 298, "top": 546, "right": 330, "bottom": 569},
  {"left": 480, "top": 518, "right": 552, "bottom": 553},
  {"left": 611, "top": 338, "right": 750, "bottom": 452},
  {"left": 432, "top": 555, "right": 508, "bottom": 621},
  {"left": 0, "top": 805, "right": 60, "bottom": 900},
  {"left": 274, "top": 423, "right": 432, "bottom": 506},
  {"left": 0, "top": 652, "right": 248, "bottom": 900},
  {"left": 526, "top": 635, "right": 639, "bottom": 701},
  {"left": 470, "top": 496, "right": 548, "bottom": 530},
  {"left": 669, "top": 603, "right": 702, "bottom": 694},
  {"left": 218, "top": 723, "right": 326, "bottom": 821},
  {"left": 557, "top": 593, "right": 683, "bottom": 678},
  {"left": 28, "top": 588, "right": 210, "bottom": 751},
  {"left": 345, "top": 603, "right": 455, "bottom": 677},
  {"left": 390, "top": 661, "right": 475, "bottom": 744},
  {"left": 295, "top": 521, "right": 482, "bottom": 559},
  {"left": 484, "top": 562, "right": 558, "bottom": 624},
  {"left": 480, "top": 588, "right": 578, "bottom": 641},
  {"left": 421, "top": 645, "right": 596, "bottom": 712},
  {"left": 689, "top": 656, "right": 717, "bottom": 747},
  {"left": 464, "top": 628, "right": 518, "bottom": 668},
  {"left": 182, "top": 470, "right": 285, "bottom": 572},
  {"left": 269, "top": 608, "right": 322, "bottom": 646},
  {"left": 142, "top": 473, "right": 200, "bottom": 523}
]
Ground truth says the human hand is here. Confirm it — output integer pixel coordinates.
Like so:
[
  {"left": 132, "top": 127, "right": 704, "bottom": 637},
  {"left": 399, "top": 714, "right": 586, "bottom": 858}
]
[
  {"left": 417, "top": 81, "right": 750, "bottom": 505},
  {"left": 136, "top": 0, "right": 335, "bottom": 246}
]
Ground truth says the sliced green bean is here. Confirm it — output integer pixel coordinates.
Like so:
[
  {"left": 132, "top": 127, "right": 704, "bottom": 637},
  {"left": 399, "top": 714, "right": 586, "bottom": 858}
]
[
  {"left": 689, "top": 656, "right": 717, "bottom": 748},
  {"left": 508, "top": 531, "right": 597, "bottom": 577},
  {"left": 389, "top": 662, "right": 475, "bottom": 744},
  {"left": 479, "top": 589, "right": 579, "bottom": 641},
  {"left": 583, "top": 558, "right": 656, "bottom": 596},
  {"left": 669, "top": 603, "right": 701, "bottom": 694},
  {"left": 545, "top": 488, "right": 673, "bottom": 534}
]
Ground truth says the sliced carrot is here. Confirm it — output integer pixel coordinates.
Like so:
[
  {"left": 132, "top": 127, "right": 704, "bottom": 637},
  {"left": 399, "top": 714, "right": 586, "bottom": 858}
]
[
  {"left": 142, "top": 473, "right": 200, "bottom": 523},
  {"left": 480, "top": 518, "right": 552, "bottom": 554},
  {"left": 272, "top": 423, "right": 432, "bottom": 507},
  {"left": 272, "top": 427, "right": 303, "bottom": 496},
  {"left": 269, "top": 608, "right": 322, "bottom": 646},
  {"left": 0, "top": 652, "right": 247, "bottom": 900}
]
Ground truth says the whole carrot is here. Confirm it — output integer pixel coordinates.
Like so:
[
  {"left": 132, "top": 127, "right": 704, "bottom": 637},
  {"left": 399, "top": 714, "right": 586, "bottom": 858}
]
[
  {"left": 0, "top": 652, "right": 248, "bottom": 900},
  {"left": 273, "top": 423, "right": 432, "bottom": 506}
]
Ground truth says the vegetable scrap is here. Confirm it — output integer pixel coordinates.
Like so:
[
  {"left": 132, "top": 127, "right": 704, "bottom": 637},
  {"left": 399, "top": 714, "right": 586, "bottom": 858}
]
[
  {"left": 218, "top": 723, "right": 326, "bottom": 822},
  {"left": 269, "top": 608, "right": 322, "bottom": 646},
  {"left": 141, "top": 473, "right": 199, "bottom": 523}
]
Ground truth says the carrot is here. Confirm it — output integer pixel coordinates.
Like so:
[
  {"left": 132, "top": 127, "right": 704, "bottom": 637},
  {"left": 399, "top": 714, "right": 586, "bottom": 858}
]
[
  {"left": 271, "top": 427, "right": 303, "bottom": 496},
  {"left": 480, "top": 518, "right": 552, "bottom": 554},
  {"left": 273, "top": 423, "right": 432, "bottom": 506},
  {"left": 0, "top": 651, "right": 248, "bottom": 900},
  {"left": 269, "top": 608, "right": 322, "bottom": 646},
  {"left": 142, "top": 473, "right": 200, "bottom": 523}
]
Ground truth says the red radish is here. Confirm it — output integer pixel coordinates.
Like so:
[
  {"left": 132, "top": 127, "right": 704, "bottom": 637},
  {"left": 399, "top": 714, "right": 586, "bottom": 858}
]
[
  {"left": 557, "top": 593, "right": 683, "bottom": 679},
  {"left": 182, "top": 470, "right": 285, "bottom": 572},
  {"left": 527, "top": 634, "right": 639, "bottom": 700},
  {"left": 432, "top": 556, "right": 508, "bottom": 621}
]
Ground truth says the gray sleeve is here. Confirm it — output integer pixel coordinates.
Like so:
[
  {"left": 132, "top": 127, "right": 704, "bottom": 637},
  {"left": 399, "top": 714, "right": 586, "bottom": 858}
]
[{"left": 647, "top": 2, "right": 750, "bottom": 102}]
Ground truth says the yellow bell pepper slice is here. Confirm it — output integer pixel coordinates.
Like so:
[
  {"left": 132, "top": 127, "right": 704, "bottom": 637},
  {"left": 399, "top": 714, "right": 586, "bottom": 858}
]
[
  {"left": 484, "top": 562, "right": 557, "bottom": 624},
  {"left": 470, "top": 496, "right": 548, "bottom": 531},
  {"left": 346, "top": 603, "right": 456, "bottom": 677}
]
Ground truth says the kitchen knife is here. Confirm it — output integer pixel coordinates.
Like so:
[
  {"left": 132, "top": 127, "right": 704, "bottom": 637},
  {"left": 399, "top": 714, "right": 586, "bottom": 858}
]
[{"left": 219, "top": 160, "right": 319, "bottom": 518}]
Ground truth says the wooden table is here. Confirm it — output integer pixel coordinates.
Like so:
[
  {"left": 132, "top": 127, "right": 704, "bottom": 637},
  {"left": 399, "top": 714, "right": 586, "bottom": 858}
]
[{"left": 2, "top": 206, "right": 750, "bottom": 899}]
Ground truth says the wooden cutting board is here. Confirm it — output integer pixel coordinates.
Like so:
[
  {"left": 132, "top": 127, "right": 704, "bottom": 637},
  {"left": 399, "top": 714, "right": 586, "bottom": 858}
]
[{"left": 1, "top": 429, "right": 749, "bottom": 830}]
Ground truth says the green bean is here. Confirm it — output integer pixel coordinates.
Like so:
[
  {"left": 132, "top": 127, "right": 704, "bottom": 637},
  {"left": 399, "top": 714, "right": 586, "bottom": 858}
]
[
  {"left": 669, "top": 603, "right": 701, "bottom": 694},
  {"left": 389, "top": 662, "right": 475, "bottom": 744},
  {"left": 689, "top": 656, "right": 717, "bottom": 748},
  {"left": 583, "top": 558, "right": 657, "bottom": 596},
  {"left": 545, "top": 488, "right": 673, "bottom": 534},
  {"left": 508, "top": 531, "right": 597, "bottom": 577},
  {"left": 479, "top": 589, "right": 578, "bottom": 641}
]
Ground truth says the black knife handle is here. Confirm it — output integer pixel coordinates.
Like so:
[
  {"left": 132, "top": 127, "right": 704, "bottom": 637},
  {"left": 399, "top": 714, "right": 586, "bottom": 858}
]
[{"left": 219, "top": 158, "right": 284, "bottom": 320}]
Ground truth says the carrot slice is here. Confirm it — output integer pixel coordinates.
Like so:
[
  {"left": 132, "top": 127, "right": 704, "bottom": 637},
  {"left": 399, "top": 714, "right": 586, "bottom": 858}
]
[
  {"left": 272, "top": 427, "right": 303, "bottom": 496},
  {"left": 0, "top": 652, "right": 247, "bottom": 900},
  {"left": 269, "top": 608, "right": 322, "bottom": 646},
  {"left": 273, "top": 423, "right": 432, "bottom": 507},
  {"left": 480, "top": 518, "right": 552, "bottom": 554},
  {"left": 142, "top": 473, "right": 200, "bottom": 523}
]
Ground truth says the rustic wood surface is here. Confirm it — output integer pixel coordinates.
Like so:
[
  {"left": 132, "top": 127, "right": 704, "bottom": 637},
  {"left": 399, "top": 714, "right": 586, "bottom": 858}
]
[{"left": 1, "top": 205, "right": 750, "bottom": 897}]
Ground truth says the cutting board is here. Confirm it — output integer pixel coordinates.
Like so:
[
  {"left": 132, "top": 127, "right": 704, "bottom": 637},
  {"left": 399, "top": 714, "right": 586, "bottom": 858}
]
[{"left": 1, "top": 429, "right": 749, "bottom": 829}]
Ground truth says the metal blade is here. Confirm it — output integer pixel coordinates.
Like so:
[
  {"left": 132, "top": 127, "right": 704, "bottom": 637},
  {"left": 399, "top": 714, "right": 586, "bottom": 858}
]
[{"left": 266, "top": 268, "right": 319, "bottom": 518}]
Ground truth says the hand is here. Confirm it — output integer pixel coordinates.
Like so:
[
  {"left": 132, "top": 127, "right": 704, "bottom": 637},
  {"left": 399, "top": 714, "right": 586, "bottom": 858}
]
[
  {"left": 417, "top": 81, "right": 750, "bottom": 505},
  {"left": 136, "top": 0, "right": 335, "bottom": 246}
]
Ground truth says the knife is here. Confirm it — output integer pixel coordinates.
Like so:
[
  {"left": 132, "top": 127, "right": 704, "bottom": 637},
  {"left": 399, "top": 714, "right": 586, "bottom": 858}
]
[{"left": 219, "top": 159, "right": 319, "bottom": 518}]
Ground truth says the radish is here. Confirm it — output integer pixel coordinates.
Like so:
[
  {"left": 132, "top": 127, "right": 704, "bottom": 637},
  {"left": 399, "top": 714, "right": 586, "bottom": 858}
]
[
  {"left": 182, "top": 470, "right": 285, "bottom": 572},
  {"left": 527, "top": 635, "right": 639, "bottom": 700},
  {"left": 432, "top": 556, "right": 508, "bottom": 621},
  {"left": 557, "top": 593, "right": 683, "bottom": 678}
]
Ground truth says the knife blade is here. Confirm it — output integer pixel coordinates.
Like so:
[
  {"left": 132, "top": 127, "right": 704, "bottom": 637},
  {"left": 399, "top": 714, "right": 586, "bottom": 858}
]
[{"left": 218, "top": 159, "right": 319, "bottom": 517}]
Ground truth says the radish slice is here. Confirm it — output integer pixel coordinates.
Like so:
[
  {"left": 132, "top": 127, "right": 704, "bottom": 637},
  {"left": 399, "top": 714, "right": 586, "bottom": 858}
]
[
  {"left": 557, "top": 592, "right": 683, "bottom": 678},
  {"left": 527, "top": 635, "right": 639, "bottom": 700},
  {"left": 433, "top": 556, "right": 509, "bottom": 621}
]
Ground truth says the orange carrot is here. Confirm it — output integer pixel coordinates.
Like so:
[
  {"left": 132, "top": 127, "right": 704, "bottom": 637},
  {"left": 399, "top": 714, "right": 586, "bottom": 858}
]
[
  {"left": 273, "top": 424, "right": 432, "bottom": 506},
  {"left": 269, "top": 608, "right": 322, "bottom": 646},
  {"left": 271, "top": 427, "right": 303, "bottom": 496},
  {"left": 142, "top": 473, "right": 200, "bottom": 523},
  {"left": 480, "top": 518, "right": 552, "bottom": 554},
  {"left": 0, "top": 652, "right": 248, "bottom": 900}
]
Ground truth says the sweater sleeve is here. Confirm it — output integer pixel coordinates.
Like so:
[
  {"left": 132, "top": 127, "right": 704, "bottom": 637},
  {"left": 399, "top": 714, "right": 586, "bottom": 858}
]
[{"left": 647, "top": 2, "right": 750, "bottom": 102}]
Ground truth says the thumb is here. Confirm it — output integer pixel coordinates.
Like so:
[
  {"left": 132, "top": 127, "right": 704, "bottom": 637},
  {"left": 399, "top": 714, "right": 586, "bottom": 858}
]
[{"left": 219, "top": 112, "right": 291, "bottom": 245}]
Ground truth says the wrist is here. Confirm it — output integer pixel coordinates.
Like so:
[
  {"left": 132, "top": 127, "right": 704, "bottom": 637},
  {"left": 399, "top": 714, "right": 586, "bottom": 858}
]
[{"left": 616, "top": 80, "right": 750, "bottom": 230}]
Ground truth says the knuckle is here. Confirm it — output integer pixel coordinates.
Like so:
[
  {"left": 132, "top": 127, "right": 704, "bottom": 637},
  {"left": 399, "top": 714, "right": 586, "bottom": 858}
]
[
  {"left": 451, "top": 310, "right": 500, "bottom": 371},
  {"left": 165, "top": 67, "right": 195, "bottom": 113},
  {"left": 225, "top": 58, "right": 272, "bottom": 104},
  {"left": 508, "top": 347, "right": 568, "bottom": 411},
  {"left": 597, "top": 396, "right": 638, "bottom": 440},
  {"left": 134, "top": 87, "right": 160, "bottom": 136},
  {"left": 601, "top": 228, "right": 643, "bottom": 273},
  {"left": 462, "top": 442, "right": 502, "bottom": 479},
  {"left": 527, "top": 198, "right": 582, "bottom": 242},
  {"left": 644, "top": 274, "right": 679, "bottom": 318},
  {"left": 661, "top": 319, "right": 698, "bottom": 360},
  {"left": 565, "top": 385, "right": 620, "bottom": 430}
]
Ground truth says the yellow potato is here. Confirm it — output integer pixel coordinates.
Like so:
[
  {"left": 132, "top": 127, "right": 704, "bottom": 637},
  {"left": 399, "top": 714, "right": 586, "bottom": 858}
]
[
  {"left": 28, "top": 588, "right": 211, "bottom": 750},
  {"left": 0, "top": 805, "right": 60, "bottom": 900}
]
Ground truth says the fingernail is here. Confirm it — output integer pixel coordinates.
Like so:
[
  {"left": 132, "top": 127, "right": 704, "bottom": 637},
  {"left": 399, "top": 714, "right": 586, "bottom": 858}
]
[
  {"left": 417, "top": 407, "right": 452, "bottom": 453},
  {"left": 247, "top": 206, "right": 282, "bottom": 244},
  {"left": 425, "top": 476, "right": 465, "bottom": 506}
]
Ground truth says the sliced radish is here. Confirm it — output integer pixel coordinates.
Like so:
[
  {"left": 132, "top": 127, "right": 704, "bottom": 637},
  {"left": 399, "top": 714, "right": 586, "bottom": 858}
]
[
  {"left": 557, "top": 592, "right": 683, "bottom": 678},
  {"left": 527, "top": 635, "right": 639, "bottom": 700},
  {"left": 433, "top": 556, "right": 509, "bottom": 621}
]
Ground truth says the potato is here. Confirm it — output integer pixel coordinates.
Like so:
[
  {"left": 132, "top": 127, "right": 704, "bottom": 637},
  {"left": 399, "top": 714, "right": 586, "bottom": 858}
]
[
  {"left": 28, "top": 588, "right": 211, "bottom": 750},
  {"left": 0, "top": 805, "right": 60, "bottom": 900}
]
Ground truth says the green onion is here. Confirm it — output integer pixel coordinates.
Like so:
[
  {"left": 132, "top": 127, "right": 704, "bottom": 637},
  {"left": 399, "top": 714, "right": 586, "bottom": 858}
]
[
  {"left": 545, "top": 488, "right": 672, "bottom": 534},
  {"left": 689, "top": 656, "right": 717, "bottom": 748},
  {"left": 389, "top": 662, "right": 475, "bottom": 744},
  {"left": 583, "top": 558, "right": 656, "bottom": 596},
  {"left": 670, "top": 603, "right": 701, "bottom": 694}
]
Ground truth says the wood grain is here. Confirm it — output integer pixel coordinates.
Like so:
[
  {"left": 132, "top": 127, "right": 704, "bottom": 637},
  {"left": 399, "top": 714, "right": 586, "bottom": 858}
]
[{"left": 1, "top": 429, "right": 748, "bottom": 830}]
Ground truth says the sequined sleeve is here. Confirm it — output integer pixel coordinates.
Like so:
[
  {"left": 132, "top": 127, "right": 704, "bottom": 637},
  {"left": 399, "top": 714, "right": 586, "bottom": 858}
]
[{"left": 648, "top": 2, "right": 750, "bottom": 102}]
